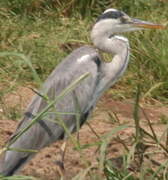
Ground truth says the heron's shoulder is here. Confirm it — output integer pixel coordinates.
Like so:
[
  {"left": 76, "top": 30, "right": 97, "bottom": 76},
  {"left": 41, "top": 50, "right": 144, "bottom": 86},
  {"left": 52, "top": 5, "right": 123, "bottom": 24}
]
[
  {"left": 71, "top": 45, "right": 99, "bottom": 56},
  {"left": 69, "top": 45, "right": 100, "bottom": 63}
]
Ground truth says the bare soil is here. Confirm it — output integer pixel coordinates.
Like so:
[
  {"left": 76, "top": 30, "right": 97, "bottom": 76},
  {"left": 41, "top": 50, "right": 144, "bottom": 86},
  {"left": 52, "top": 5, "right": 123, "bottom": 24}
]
[{"left": 0, "top": 87, "right": 167, "bottom": 180}]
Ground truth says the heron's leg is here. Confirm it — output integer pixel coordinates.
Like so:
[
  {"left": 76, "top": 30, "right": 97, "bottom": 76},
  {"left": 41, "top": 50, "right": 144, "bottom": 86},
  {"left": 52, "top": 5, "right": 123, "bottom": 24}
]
[
  {"left": 60, "top": 141, "right": 67, "bottom": 164},
  {"left": 55, "top": 142, "right": 67, "bottom": 176}
]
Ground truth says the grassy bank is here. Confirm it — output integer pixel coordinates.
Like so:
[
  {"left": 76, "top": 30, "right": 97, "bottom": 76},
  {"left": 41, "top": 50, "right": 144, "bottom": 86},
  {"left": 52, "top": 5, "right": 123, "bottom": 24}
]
[
  {"left": 0, "top": 0, "right": 167, "bottom": 103},
  {"left": 0, "top": 0, "right": 168, "bottom": 179}
]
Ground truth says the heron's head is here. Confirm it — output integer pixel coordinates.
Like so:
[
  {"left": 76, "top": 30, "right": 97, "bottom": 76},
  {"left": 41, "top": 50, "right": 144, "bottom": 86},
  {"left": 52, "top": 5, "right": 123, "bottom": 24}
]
[{"left": 91, "top": 8, "right": 164, "bottom": 40}]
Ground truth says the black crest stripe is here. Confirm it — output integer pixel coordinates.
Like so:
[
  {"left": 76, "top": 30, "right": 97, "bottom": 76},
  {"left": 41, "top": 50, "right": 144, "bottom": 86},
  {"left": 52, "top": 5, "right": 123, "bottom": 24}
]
[{"left": 96, "top": 11, "right": 124, "bottom": 22}]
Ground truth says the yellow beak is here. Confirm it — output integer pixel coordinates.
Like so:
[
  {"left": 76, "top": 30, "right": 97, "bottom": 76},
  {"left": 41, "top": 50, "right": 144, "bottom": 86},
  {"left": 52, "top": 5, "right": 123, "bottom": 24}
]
[{"left": 132, "top": 18, "right": 165, "bottom": 29}]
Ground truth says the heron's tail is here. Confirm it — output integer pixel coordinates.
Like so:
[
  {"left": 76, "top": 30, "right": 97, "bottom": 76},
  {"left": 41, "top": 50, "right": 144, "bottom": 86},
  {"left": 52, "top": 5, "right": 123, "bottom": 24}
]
[
  {"left": 0, "top": 121, "right": 43, "bottom": 176},
  {"left": 0, "top": 117, "right": 64, "bottom": 176},
  {"left": 0, "top": 150, "right": 31, "bottom": 176}
]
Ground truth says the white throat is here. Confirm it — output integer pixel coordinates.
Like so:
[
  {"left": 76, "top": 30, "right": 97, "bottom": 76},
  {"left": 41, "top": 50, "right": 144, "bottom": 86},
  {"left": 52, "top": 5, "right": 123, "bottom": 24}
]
[{"left": 90, "top": 22, "right": 130, "bottom": 90}]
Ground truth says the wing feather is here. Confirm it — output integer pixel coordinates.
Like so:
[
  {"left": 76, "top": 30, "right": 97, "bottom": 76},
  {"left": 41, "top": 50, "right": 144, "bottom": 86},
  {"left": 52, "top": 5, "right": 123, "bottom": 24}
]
[{"left": 10, "top": 45, "right": 101, "bottom": 140}]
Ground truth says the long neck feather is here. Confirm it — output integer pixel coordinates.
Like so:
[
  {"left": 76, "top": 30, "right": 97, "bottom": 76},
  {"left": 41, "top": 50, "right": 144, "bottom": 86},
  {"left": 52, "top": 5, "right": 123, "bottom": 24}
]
[
  {"left": 85, "top": 44, "right": 130, "bottom": 112},
  {"left": 95, "top": 38, "right": 130, "bottom": 96},
  {"left": 89, "top": 25, "right": 130, "bottom": 108}
]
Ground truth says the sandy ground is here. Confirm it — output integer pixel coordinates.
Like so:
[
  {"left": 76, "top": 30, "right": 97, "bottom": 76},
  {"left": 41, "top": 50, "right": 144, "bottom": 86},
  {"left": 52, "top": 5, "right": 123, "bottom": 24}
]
[{"left": 0, "top": 86, "right": 167, "bottom": 179}]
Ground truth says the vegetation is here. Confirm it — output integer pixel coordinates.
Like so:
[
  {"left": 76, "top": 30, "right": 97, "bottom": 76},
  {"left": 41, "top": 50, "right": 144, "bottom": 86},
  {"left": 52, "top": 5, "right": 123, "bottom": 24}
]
[{"left": 0, "top": 0, "right": 168, "bottom": 179}]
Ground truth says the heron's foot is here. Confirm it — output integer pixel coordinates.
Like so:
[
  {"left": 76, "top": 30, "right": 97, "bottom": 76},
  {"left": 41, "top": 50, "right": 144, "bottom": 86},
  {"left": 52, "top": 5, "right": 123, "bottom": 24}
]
[{"left": 55, "top": 160, "right": 65, "bottom": 177}]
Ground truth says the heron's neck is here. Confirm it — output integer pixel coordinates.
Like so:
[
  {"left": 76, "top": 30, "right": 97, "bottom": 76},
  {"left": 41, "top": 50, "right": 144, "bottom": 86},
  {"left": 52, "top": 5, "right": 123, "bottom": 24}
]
[
  {"left": 91, "top": 28, "right": 130, "bottom": 84},
  {"left": 90, "top": 29, "right": 130, "bottom": 102},
  {"left": 102, "top": 35, "right": 130, "bottom": 82}
]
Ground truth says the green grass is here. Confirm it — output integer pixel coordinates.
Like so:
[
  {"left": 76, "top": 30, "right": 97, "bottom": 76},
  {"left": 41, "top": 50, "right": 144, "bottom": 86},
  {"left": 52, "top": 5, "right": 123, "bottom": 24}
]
[
  {"left": 0, "top": 0, "right": 168, "bottom": 179},
  {"left": 0, "top": 0, "right": 167, "bottom": 103}
]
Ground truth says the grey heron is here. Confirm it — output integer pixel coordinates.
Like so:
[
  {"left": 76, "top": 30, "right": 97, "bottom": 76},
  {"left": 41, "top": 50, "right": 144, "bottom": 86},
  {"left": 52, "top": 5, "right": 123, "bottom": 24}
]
[{"left": 0, "top": 8, "right": 164, "bottom": 176}]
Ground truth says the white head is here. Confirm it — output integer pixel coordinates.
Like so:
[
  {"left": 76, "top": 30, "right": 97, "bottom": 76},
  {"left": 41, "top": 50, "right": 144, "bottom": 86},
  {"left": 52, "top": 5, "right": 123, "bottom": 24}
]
[{"left": 91, "top": 8, "right": 164, "bottom": 53}]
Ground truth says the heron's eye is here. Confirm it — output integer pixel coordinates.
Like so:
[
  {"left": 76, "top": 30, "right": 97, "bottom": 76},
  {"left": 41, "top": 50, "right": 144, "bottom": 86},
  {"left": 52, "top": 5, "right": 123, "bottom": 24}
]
[{"left": 120, "top": 16, "right": 131, "bottom": 24}]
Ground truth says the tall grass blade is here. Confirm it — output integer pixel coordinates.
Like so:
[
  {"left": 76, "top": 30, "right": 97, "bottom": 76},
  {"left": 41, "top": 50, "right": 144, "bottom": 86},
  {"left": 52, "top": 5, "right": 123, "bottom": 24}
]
[
  {"left": 72, "top": 164, "right": 95, "bottom": 180},
  {"left": 99, "top": 124, "right": 129, "bottom": 172},
  {"left": 0, "top": 175, "right": 36, "bottom": 180},
  {"left": 0, "top": 52, "right": 42, "bottom": 85},
  {"left": 150, "top": 160, "right": 168, "bottom": 180},
  {"left": 142, "top": 82, "right": 164, "bottom": 99},
  {"left": 133, "top": 84, "right": 141, "bottom": 142}
]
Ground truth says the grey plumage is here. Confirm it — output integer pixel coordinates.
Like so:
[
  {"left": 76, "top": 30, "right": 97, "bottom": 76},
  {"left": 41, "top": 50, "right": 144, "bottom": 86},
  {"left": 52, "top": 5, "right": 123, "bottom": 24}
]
[
  {"left": 0, "top": 46, "right": 101, "bottom": 175},
  {"left": 0, "top": 8, "right": 163, "bottom": 176}
]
